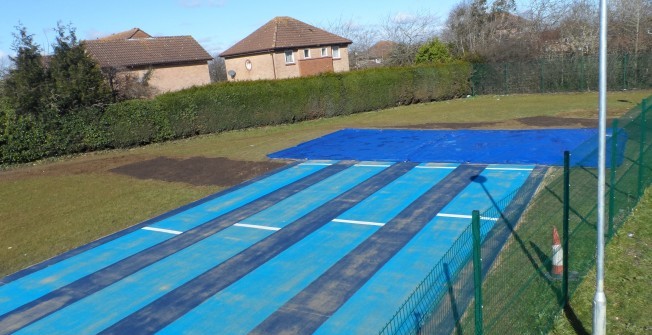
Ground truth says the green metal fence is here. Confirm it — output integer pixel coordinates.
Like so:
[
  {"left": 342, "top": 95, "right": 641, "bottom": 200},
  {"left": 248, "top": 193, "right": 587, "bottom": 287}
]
[
  {"left": 471, "top": 53, "right": 652, "bottom": 96},
  {"left": 379, "top": 95, "right": 652, "bottom": 335}
]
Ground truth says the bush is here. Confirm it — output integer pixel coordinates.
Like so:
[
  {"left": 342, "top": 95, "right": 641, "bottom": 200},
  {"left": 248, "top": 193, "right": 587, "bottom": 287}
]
[{"left": 1, "top": 63, "right": 472, "bottom": 165}]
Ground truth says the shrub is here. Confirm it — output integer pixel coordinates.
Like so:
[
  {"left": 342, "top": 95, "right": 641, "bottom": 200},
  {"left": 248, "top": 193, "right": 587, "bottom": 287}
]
[{"left": 1, "top": 62, "right": 472, "bottom": 165}]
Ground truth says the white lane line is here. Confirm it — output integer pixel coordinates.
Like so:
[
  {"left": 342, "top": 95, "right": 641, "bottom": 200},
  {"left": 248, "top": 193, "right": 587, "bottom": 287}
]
[
  {"left": 142, "top": 227, "right": 183, "bottom": 235},
  {"left": 299, "top": 163, "right": 333, "bottom": 166},
  {"left": 354, "top": 164, "right": 392, "bottom": 168},
  {"left": 415, "top": 166, "right": 457, "bottom": 169},
  {"left": 485, "top": 168, "right": 533, "bottom": 171},
  {"left": 436, "top": 213, "right": 499, "bottom": 221},
  {"left": 332, "top": 219, "right": 385, "bottom": 227},
  {"left": 234, "top": 223, "right": 281, "bottom": 231}
]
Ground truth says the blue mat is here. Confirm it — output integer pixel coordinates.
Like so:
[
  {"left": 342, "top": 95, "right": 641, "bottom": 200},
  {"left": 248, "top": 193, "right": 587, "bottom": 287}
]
[{"left": 269, "top": 128, "right": 627, "bottom": 167}]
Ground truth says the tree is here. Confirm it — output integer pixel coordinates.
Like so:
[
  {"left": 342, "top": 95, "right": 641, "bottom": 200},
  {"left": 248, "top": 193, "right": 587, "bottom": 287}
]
[
  {"left": 3, "top": 24, "right": 49, "bottom": 117},
  {"left": 557, "top": 0, "right": 599, "bottom": 55},
  {"left": 0, "top": 55, "right": 11, "bottom": 80},
  {"left": 321, "top": 17, "right": 379, "bottom": 69},
  {"left": 104, "top": 66, "right": 158, "bottom": 100},
  {"left": 609, "top": 0, "right": 652, "bottom": 55},
  {"left": 415, "top": 38, "right": 453, "bottom": 64},
  {"left": 443, "top": 0, "right": 542, "bottom": 61},
  {"left": 47, "top": 22, "right": 111, "bottom": 113},
  {"left": 3, "top": 23, "right": 111, "bottom": 117},
  {"left": 381, "top": 11, "right": 439, "bottom": 66}
]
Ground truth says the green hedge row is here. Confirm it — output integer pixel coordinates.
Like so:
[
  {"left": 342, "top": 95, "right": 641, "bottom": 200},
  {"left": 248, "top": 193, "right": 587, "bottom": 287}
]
[{"left": 0, "top": 62, "right": 472, "bottom": 164}]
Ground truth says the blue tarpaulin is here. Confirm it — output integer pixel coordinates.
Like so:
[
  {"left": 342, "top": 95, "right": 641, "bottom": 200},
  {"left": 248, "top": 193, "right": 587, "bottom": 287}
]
[{"left": 269, "top": 128, "right": 627, "bottom": 167}]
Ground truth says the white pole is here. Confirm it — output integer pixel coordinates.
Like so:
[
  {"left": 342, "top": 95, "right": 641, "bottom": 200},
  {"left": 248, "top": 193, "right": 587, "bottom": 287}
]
[{"left": 593, "top": 0, "right": 608, "bottom": 334}]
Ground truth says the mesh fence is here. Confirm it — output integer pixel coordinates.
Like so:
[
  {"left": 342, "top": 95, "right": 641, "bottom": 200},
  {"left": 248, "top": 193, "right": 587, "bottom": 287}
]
[
  {"left": 379, "top": 95, "right": 652, "bottom": 335},
  {"left": 471, "top": 53, "right": 652, "bottom": 95}
]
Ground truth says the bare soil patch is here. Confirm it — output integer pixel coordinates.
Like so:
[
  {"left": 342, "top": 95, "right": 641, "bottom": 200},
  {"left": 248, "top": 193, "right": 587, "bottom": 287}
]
[
  {"left": 110, "top": 157, "right": 287, "bottom": 186},
  {"left": 394, "top": 116, "right": 608, "bottom": 130},
  {"left": 517, "top": 116, "right": 609, "bottom": 128},
  {"left": 0, "top": 154, "right": 153, "bottom": 181},
  {"left": 393, "top": 121, "right": 503, "bottom": 129},
  {"left": 0, "top": 115, "right": 607, "bottom": 186}
]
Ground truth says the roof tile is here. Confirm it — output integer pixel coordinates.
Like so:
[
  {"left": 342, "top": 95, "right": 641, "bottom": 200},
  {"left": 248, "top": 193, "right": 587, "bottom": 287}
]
[
  {"left": 84, "top": 36, "right": 212, "bottom": 68},
  {"left": 220, "top": 16, "right": 352, "bottom": 58}
]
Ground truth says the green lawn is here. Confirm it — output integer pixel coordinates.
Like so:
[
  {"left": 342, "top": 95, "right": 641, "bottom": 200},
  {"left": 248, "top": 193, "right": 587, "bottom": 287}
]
[
  {"left": 550, "top": 189, "right": 652, "bottom": 334},
  {"left": 1, "top": 90, "right": 650, "bottom": 333}
]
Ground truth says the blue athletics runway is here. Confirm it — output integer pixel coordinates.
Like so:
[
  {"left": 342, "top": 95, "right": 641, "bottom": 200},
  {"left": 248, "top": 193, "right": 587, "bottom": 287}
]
[{"left": 0, "top": 127, "right": 594, "bottom": 334}]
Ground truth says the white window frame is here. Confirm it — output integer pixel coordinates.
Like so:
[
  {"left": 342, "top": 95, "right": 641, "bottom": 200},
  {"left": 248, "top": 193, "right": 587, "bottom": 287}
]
[
  {"left": 303, "top": 49, "right": 311, "bottom": 59},
  {"left": 285, "top": 50, "right": 295, "bottom": 64},
  {"left": 332, "top": 46, "right": 341, "bottom": 59},
  {"left": 321, "top": 47, "right": 328, "bottom": 57}
]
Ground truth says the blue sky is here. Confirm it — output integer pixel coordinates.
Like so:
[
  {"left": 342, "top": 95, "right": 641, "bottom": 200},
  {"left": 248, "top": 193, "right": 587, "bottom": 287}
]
[{"left": 0, "top": 0, "right": 530, "bottom": 59}]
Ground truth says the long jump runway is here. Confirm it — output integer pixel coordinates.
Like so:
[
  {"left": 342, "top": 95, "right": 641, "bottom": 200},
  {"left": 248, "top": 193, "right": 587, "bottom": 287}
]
[{"left": 0, "top": 157, "right": 544, "bottom": 334}]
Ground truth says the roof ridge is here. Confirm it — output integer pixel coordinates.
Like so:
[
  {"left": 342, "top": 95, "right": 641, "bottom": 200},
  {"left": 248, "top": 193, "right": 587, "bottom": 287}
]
[
  {"left": 220, "top": 16, "right": 352, "bottom": 58},
  {"left": 272, "top": 17, "right": 279, "bottom": 49}
]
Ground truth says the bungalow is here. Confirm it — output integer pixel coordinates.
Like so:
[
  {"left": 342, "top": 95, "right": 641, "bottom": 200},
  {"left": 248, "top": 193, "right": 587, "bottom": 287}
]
[
  {"left": 219, "top": 17, "right": 352, "bottom": 81},
  {"left": 84, "top": 28, "right": 213, "bottom": 94}
]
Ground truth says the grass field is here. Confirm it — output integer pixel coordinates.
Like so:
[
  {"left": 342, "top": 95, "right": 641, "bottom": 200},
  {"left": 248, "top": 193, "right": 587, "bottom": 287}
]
[
  {"left": 550, "top": 188, "right": 652, "bottom": 335},
  {"left": 1, "top": 90, "right": 651, "bottom": 334}
]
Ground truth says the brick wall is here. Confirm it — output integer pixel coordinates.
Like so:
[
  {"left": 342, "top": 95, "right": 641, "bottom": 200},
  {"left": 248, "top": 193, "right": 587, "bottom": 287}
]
[
  {"left": 224, "top": 45, "right": 350, "bottom": 81},
  {"left": 224, "top": 54, "right": 276, "bottom": 81},
  {"left": 299, "top": 57, "right": 334, "bottom": 76},
  {"left": 128, "top": 62, "right": 211, "bottom": 93}
]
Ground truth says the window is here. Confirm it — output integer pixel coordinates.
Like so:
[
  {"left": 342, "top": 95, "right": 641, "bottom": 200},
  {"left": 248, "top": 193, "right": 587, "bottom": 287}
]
[
  {"left": 321, "top": 47, "right": 328, "bottom": 57},
  {"left": 303, "top": 49, "right": 311, "bottom": 59},
  {"left": 332, "top": 46, "right": 341, "bottom": 59},
  {"left": 285, "top": 50, "right": 294, "bottom": 64}
]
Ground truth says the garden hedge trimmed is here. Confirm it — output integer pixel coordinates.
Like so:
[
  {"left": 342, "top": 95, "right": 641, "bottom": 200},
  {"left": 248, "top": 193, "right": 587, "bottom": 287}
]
[{"left": 0, "top": 62, "right": 472, "bottom": 164}]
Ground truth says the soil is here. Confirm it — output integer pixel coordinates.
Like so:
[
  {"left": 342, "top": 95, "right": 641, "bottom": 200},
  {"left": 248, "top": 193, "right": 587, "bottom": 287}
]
[
  {"left": 0, "top": 115, "right": 601, "bottom": 186},
  {"left": 395, "top": 115, "right": 607, "bottom": 130},
  {"left": 110, "top": 157, "right": 287, "bottom": 187}
]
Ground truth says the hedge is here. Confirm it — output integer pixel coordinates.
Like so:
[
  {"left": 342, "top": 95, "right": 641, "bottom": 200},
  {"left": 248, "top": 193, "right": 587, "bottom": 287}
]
[{"left": 0, "top": 62, "right": 472, "bottom": 164}]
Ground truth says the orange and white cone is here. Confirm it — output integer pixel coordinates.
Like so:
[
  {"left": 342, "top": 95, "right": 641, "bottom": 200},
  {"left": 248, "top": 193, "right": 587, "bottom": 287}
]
[{"left": 551, "top": 227, "right": 563, "bottom": 279}]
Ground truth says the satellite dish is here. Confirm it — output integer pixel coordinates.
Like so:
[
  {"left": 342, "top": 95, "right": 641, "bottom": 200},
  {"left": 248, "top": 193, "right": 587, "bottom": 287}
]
[{"left": 228, "top": 70, "right": 236, "bottom": 79}]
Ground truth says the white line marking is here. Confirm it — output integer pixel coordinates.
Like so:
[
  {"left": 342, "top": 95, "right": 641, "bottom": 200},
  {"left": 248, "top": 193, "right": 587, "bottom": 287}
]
[
  {"left": 485, "top": 168, "right": 533, "bottom": 171},
  {"left": 234, "top": 223, "right": 281, "bottom": 231},
  {"left": 142, "top": 227, "right": 183, "bottom": 235},
  {"left": 354, "top": 164, "right": 391, "bottom": 168},
  {"left": 436, "top": 213, "right": 499, "bottom": 221},
  {"left": 299, "top": 163, "right": 333, "bottom": 166},
  {"left": 415, "top": 166, "right": 457, "bottom": 169},
  {"left": 332, "top": 219, "right": 385, "bottom": 227}
]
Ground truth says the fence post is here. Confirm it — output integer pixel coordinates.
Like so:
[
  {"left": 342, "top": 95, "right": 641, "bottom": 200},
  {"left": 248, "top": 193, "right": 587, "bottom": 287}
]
[
  {"left": 638, "top": 98, "right": 647, "bottom": 198},
  {"left": 539, "top": 60, "right": 544, "bottom": 93},
  {"left": 472, "top": 210, "right": 484, "bottom": 335},
  {"left": 562, "top": 151, "right": 570, "bottom": 306},
  {"left": 608, "top": 119, "right": 619, "bottom": 238},
  {"left": 503, "top": 63, "right": 508, "bottom": 95},
  {"left": 622, "top": 54, "right": 628, "bottom": 91}
]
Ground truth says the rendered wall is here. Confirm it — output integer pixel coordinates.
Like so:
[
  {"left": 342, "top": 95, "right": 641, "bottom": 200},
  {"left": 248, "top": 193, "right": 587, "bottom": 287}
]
[{"left": 129, "top": 62, "right": 211, "bottom": 93}]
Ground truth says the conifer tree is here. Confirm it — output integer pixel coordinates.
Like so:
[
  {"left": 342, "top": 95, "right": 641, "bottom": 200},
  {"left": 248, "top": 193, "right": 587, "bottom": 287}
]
[
  {"left": 3, "top": 24, "right": 48, "bottom": 117},
  {"left": 47, "top": 22, "right": 111, "bottom": 114}
]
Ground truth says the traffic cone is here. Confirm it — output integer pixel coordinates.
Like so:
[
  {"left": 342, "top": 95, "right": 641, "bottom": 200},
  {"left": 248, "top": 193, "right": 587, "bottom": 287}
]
[{"left": 551, "top": 226, "right": 563, "bottom": 279}]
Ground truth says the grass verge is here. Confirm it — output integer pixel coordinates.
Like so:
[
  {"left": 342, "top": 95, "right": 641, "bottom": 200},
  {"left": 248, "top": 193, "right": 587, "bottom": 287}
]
[
  {"left": 550, "top": 188, "right": 652, "bottom": 334},
  {"left": 0, "top": 90, "right": 650, "bottom": 279}
]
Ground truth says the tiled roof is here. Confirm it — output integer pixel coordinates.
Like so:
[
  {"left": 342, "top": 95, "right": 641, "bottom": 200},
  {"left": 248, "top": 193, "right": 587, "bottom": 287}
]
[
  {"left": 220, "top": 16, "right": 352, "bottom": 58},
  {"left": 84, "top": 36, "right": 213, "bottom": 68},
  {"left": 368, "top": 40, "right": 398, "bottom": 59},
  {"left": 98, "top": 28, "right": 152, "bottom": 41}
]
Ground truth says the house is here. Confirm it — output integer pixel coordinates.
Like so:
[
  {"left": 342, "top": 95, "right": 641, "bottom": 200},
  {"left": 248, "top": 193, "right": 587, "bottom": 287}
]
[
  {"left": 219, "top": 17, "right": 352, "bottom": 81},
  {"left": 352, "top": 40, "right": 397, "bottom": 69},
  {"left": 84, "top": 28, "right": 213, "bottom": 94}
]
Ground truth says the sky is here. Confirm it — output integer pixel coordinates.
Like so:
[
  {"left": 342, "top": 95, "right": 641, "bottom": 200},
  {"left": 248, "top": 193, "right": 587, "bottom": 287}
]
[{"left": 0, "top": 0, "right": 530, "bottom": 60}]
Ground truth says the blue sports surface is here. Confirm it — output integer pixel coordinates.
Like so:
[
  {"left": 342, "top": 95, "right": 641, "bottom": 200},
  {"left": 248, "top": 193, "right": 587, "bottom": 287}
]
[
  {"left": 268, "top": 128, "right": 626, "bottom": 167},
  {"left": 1, "top": 127, "right": 575, "bottom": 334}
]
